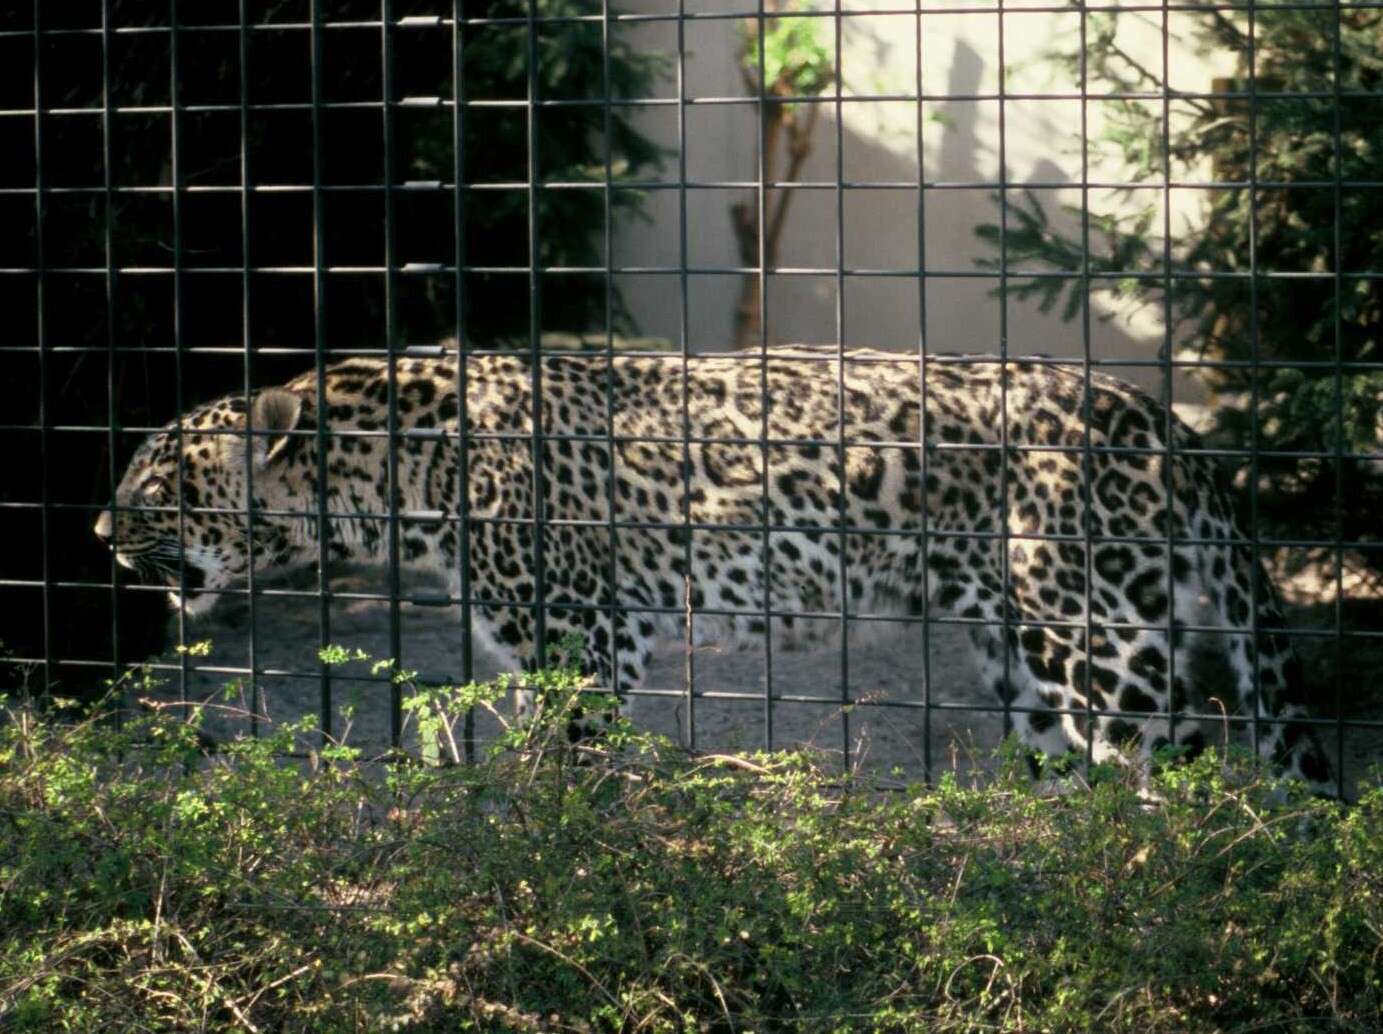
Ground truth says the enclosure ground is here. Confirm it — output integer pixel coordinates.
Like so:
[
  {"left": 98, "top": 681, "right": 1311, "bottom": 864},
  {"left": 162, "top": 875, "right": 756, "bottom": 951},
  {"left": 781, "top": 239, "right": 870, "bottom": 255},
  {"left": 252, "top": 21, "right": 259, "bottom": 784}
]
[{"left": 144, "top": 565, "right": 1383, "bottom": 797}]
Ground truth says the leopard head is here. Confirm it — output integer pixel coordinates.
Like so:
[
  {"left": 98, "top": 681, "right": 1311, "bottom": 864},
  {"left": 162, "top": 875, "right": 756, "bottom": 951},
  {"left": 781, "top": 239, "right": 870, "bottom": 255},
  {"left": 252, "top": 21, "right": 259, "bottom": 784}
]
[{"left": 94, "top": 388, "right": 314, "bottom": 616}]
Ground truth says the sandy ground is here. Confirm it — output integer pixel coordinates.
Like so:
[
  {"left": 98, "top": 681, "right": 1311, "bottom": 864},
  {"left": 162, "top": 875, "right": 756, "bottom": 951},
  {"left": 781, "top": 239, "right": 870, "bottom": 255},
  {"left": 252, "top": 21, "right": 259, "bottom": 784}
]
[{"left": 146, "top": 565, "right": 1382, "bottom": 796}]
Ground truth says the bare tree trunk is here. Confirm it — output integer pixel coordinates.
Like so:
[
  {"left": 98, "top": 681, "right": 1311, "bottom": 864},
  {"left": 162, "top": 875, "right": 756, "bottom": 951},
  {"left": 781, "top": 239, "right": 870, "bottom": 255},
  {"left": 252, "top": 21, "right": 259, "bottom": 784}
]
[
  {"left": 732, "top": 200, "right": 763, "bottom": 349},
  {"left": 730, "top": 92, "right": 824, "bottom": 350}
]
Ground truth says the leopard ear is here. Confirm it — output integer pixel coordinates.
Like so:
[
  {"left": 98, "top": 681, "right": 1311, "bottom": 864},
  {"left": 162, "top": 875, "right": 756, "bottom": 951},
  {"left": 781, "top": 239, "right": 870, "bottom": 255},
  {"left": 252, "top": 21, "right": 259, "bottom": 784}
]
[{"left": 249, "top": 388, "right": 307, "bottom": 468}]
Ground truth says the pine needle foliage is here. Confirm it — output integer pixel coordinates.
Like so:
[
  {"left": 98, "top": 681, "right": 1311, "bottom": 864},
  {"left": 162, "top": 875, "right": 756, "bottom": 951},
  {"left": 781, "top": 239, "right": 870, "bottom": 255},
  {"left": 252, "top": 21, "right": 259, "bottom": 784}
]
[{"left": 976, "top": 5, "right": 1383, "bottom": 560}]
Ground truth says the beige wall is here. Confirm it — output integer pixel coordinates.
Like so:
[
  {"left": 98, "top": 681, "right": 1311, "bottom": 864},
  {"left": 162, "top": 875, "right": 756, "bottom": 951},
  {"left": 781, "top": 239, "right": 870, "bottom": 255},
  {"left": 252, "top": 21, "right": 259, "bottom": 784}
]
[{"left": 612, "top": 4, "right": 1233, "bottom": 403}]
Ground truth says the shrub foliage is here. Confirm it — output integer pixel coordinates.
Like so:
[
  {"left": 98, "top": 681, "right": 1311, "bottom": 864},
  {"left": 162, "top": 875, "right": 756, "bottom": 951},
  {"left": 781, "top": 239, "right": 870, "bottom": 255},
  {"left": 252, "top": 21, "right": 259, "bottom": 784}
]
[{"left": 3, "top": 657, "right": 1382, "bottom": 1031}]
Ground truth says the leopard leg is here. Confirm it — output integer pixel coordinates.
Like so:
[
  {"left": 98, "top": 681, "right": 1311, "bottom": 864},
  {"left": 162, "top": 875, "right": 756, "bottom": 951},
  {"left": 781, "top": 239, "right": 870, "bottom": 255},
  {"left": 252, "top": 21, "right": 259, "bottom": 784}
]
[
  {"left": 995, "top": 617, "right": 1202, "bottom": 781},
  {"left": 1218, "top": 548, "right": 1335, "bottom": 793},
  {"left": 456, "top": 515, "right": 657, "bottom": 736},
  {"left": 1003, "top": 542, "right": 1191, "bottom": 777},
  {"left": 928, "top": 536, "right": 1075, "bottom": 766},
  {"left": 969, "top": 616, "right": 1078, "bottom": 765},
  {"left": 563, "top": 601, "right": 659, "bottom": 743},
  {"left": 461, "top": 597, "right": 653, "bottom": 744}
]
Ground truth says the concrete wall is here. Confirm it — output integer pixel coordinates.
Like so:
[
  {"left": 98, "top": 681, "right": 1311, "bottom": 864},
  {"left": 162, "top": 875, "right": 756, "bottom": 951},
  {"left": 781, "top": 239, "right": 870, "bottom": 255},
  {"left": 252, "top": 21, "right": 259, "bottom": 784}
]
[{"left": 611, "top": 4, "right": 1233, "bottom": 403}]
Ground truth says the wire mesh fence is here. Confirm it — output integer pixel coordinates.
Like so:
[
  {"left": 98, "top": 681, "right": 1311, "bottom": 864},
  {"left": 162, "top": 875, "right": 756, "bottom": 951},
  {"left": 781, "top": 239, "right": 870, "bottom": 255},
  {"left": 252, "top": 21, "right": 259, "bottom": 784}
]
[{"left": 1, "top": 0, "right": 1380, "bottom": 795}]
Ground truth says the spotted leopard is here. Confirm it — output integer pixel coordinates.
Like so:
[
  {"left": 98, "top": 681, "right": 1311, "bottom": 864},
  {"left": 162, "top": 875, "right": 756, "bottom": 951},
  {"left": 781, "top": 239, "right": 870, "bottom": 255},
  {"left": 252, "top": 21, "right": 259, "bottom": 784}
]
[{"left": 95, "top": 346, "right": 1333, "bottom": 788}]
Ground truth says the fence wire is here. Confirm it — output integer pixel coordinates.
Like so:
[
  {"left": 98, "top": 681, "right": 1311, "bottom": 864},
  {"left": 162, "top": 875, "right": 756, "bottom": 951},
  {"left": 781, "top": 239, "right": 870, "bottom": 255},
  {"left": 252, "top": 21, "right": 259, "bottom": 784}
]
[{"left": 1, "top": 0, "right": 1381, "bottom": 795}]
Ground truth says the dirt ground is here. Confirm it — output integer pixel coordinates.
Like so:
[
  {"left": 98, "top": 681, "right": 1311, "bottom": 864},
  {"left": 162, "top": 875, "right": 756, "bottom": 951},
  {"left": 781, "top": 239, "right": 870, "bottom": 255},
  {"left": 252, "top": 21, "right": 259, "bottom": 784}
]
[{"left": 148, "top": 565, "right": 1383, "bottom": 797}]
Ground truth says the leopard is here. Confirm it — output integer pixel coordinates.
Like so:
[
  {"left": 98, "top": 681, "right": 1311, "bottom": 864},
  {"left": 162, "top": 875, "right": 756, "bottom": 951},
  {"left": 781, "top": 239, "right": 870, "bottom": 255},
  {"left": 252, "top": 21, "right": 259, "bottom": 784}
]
[{"left": 95, "top": 345, "right": 1333, "bottom": 790}]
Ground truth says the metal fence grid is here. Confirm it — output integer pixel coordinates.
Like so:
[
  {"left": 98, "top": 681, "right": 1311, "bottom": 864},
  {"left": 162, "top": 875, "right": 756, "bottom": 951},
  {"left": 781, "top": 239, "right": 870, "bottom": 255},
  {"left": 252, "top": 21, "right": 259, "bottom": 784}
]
[{"left": 2, "top": 0, "right": 1381, "bottom": 794}]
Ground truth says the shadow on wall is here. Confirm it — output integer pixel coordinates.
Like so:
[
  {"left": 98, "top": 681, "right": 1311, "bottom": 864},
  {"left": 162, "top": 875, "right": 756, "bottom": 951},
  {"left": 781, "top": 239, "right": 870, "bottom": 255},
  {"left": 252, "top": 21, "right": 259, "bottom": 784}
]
[{"left": 617, "top": 36, "right": 1201, "bottom": 404}]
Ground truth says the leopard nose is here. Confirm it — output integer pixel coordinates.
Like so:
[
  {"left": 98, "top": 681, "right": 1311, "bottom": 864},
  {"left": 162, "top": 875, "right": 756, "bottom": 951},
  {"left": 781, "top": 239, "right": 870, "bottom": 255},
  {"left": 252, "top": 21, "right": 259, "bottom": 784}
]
[{"left": 93, "top": 510, "right": 113, "bottom": 544}]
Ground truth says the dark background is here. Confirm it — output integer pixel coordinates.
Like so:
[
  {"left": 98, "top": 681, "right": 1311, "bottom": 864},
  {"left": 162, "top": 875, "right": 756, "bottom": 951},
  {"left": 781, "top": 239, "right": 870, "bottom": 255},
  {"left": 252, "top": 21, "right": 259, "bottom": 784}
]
[{"left": 0, "top": 0, "right": 662, "bottom": 700}]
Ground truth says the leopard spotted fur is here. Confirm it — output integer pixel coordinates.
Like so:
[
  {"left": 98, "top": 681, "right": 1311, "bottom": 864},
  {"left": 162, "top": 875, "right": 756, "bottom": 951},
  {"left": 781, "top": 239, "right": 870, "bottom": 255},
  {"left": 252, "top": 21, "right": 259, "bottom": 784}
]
[{"left": 95, "top": 347, "right": 1333, "bottom": 788}]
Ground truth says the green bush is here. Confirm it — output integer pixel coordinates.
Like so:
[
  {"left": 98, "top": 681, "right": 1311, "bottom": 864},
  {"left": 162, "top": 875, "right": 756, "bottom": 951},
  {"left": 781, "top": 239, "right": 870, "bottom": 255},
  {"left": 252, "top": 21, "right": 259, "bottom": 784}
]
[
  {"left": 977, "top": 6, "right": 1383, "bottom": 559},
  {"left": 3, "top": 656, "right": 1382, "bottom": 1031}
]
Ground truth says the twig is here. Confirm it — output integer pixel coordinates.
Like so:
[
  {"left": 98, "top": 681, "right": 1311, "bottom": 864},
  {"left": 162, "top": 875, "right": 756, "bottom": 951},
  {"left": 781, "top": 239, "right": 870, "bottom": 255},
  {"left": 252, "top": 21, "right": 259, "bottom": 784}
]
[
  {"left": 509, "top": 930, "right": 622, "bottom": 1014},
  {"left": 237, "top": 963, "right": 315, "bottom": 1014},
  {"left": 691, "top": 753, "right": 775, "bottom": 774}
]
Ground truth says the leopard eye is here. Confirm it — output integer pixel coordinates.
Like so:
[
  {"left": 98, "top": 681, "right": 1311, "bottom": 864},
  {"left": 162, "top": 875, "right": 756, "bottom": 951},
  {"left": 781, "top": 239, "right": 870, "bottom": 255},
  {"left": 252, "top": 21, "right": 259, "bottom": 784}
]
[{"left": 141, "top": 477, "right": 172, "bottom": 503}]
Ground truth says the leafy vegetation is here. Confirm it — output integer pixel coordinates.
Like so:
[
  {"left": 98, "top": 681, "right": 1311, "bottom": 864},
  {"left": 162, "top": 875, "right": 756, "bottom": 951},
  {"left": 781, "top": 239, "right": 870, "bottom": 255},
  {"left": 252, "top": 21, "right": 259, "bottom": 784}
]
[
  {"left": 3, "top": 646, "right": 1382, "bottom": 1031},
  {"left": 976, "top": 5, "right": 1383, "bottom": 562}
]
